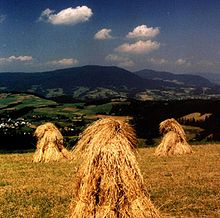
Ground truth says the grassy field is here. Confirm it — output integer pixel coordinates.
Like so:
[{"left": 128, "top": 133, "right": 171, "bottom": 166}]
[
  {"left": 0, "top": 144, "right": 219, "bottom": 218},
  {"left": 0, "top": 93, "right": 114, "bottom": 121},
  {"left": 0, "top": 93, "right": 57, "bottom": 110}
]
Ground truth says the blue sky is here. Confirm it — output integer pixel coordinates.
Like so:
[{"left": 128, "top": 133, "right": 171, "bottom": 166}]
[{"left": 0, "top": 0, "right": 220, "bottom": 73}]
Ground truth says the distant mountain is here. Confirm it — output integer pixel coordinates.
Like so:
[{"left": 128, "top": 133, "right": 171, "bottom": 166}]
[
  {"left": 194, "top": 72, "right": 220, "bottom": 85},
  {"left": 134, "top": 69, "right": 214, "bottom": 87},
  {"left": 0, "top": 65, "right": 180, "bottom": 96},
  {"left": 0, "top": 65, "right": 158, "bottom": 91},
  {"left": 0, "top": 65, "right": 219, "bottom": 100}
]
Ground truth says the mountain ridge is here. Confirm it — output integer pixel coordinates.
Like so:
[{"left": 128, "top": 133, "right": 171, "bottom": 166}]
[
  {"left": 134, "top": 69, "right": 214, "bottom": 87},
  {"left": 0, "top": 65, "right": 219, "bottom": 100}
]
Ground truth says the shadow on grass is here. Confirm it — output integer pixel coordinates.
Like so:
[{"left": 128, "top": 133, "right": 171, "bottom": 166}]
[
  {"left": 0, "top": 148, "right": 35, "bottom": 154},
  {"left": 0, "top": 135, "right": 36, "bottom": 153}
]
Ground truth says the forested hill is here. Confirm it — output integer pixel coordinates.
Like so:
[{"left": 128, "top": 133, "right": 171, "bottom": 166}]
[{"left": 1, "top": 65, "right": 219, "bottom": 100}]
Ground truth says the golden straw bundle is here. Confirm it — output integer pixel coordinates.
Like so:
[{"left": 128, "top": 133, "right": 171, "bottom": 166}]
[
  {"left": 33, "top": 122, "right": 71, "bottom": 162},
  {"left": 155, "top": 118, "right": 192, "bottom": 156},
  {"left": 68, "top": 118, "right": 160, "bottom": 218}
]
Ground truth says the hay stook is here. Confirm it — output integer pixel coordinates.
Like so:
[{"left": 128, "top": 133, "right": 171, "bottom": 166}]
[
  {"left": 155, "top": 118, "right": 192, "bottom": 156},
  {"left": 33, "top": 122, "right": 71, "bottom": 162},
  {"left": 68, "top": 118, "right": 160, "bottom": 218}
]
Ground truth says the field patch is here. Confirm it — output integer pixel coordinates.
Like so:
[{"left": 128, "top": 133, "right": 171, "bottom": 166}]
[{"left": 181, "top": 112, "right": 212, "bottom": 122}]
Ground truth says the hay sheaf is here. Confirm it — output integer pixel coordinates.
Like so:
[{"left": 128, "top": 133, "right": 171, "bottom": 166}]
[
  {"left": 68, "top": 118, "right": 160, "bottom": 218},
  {"left": 155, "top": 118, "right": 192, "bottom": 156},
  {"left": 33, "top": 122, "right": 71, "bottom": 162}
]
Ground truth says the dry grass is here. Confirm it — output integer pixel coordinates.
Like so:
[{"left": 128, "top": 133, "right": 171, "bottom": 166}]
[
  {"left": 33, "top": 122, "right": 71, "bottom": 162},
  {"left": 95, "top": 114, "right": 133, "bottom": 122},
  {"left": 181, "top": 112, "right": 212, "bottom": 122},
  {"left": 155, "top": 118, "right": 192, "bottom": 156},
  {"left": 139, "top": 144, "right": 220, "bottom": 217},
  {"left": 0, "top": 144, "right": 219, "bottom": 217},
  {"left": 70, "top": 118, "right": 160, "bottom": 218},
  {"left": 0, "top": 152, "right": 77, "bottom": 217}
]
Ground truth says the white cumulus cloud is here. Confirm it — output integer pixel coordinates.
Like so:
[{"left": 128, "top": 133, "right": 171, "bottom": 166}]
[
  {"left": 48, "top": 58, "right": 79, "bottom": 66},
  {"left": 0, "top": 55, "right": 33, "bottom": 64},
  {"left": 105, "top": 54, "right": 134, "bottom": 68},
  {"left": 39, "top": 6, "right": 93, "bottom": 25},
  {"left": 148, "top": 57, "right": 168, "bottom": 65},
  {"left": 127, "top": 25, "right": 160, "bottom": 40},
  {"left": 175, "top": 58, "right": 187, "bottom": 65},
  {"left": 9, "top": 56, "right": 33, "bottom": 61},
  {"left": 94, "top": 28, "right": 113, "bottom": 40},
  {"left": 115, "top": 40, "right": 160, "bottom": 55},
  {"left": 175, "top": 58, "right": 191, "bottom": 67}
]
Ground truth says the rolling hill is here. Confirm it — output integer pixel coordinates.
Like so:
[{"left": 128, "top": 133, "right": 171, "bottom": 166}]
[
  {"left": 0, "top": 65, "right": 219, "bottom": 100},
  {"left": 0, "top": 65, "right": 159, "bottom": 92},
  {"left": 134, "top": 69, "right": 214, "bottom": 87}
]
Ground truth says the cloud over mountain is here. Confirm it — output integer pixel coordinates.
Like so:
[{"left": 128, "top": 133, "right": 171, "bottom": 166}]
[
  {"left": 0, "top": 56, "right": 33, "bottom": 64},
  {"left": 105, "top": 54, "right": 134, "bottom": 67},
  {"left": 126, "top": 25, "right": 160, "bottom": 40},
  {"left": 48, "top": 58, "right": 79, "bottom": 66},
  {"left": 148, "top": 57, "right": 168, "bottom": 65},
  {"left": 39, "top": 6, "right": 93, "bottom": 25},
  {"left": 115, "top": 40, "right": 160, "bottom": 55}
]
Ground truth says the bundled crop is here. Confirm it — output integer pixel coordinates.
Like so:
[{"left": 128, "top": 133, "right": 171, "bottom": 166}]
[
  {"left": 33, "top": 122, "right": 71, "bottom": 162},
  {"left": 155, "top": 118, "right": 192, "bottom": 156},
  {"left": 68, "top": 118, "right": 160, "bottom": 218}
]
